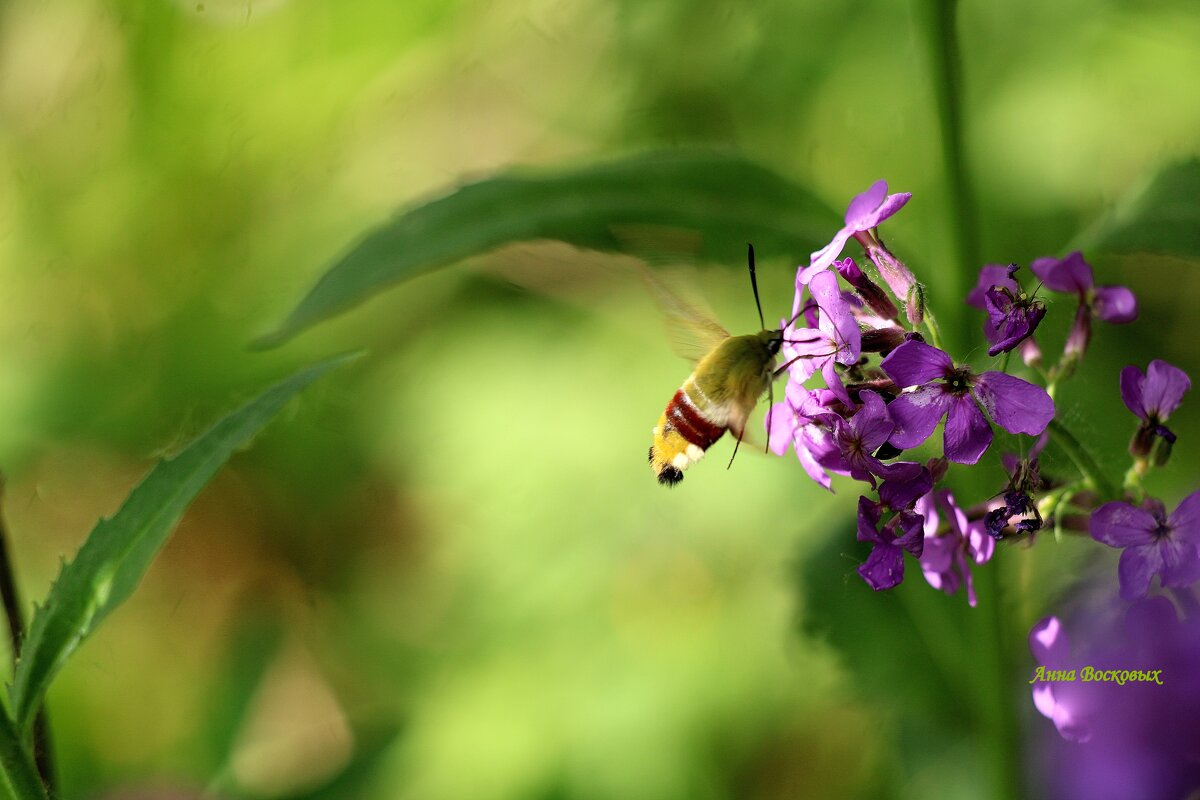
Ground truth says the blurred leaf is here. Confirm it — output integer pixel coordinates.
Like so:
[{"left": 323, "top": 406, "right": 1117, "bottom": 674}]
[
  {"left": 0, "top": 707, "right": 46, "bottom": 800},
  {"left": 256, "top": 151, "right": 838, "bottom": 346},
  {"left": 795, "top": 523, "right": 979, "bottom": 746},
  {"left": 8, "top": 355, "right": 358, "bottom": 733},
  {"left": 1083, "top": 159, "right": 1200, "bottom": 258},
  {"left": 264, "top": 725, "right": 402, "bottom": 800},
  {"left": 198, "top": 609, "right": 287, "bottom": 779}
]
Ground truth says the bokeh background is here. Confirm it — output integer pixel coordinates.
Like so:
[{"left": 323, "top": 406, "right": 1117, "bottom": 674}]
[{"left": 1, "top": 0, "right": 1198, "bottom": 798}]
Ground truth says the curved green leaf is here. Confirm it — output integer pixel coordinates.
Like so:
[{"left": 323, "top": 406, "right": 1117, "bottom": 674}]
[
  {"left": 1081, "top": 158, "right": 1200, "bottom": 258},
  {"left": 256, "top": 151, "right": 838, "bottom": 347},
  {"left": 8, "top": 354, "right": 357, "bottom": 732}
]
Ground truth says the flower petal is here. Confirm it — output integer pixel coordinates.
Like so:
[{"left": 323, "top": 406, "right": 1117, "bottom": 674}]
[
  {"left": 1168, "top": 490, "right": 1200, "bottom": 543},
  {"left": 1141, "top": 359, "right": 1191, "bottom": 420},
  {"left": 880, "top": 339, "right": 954, "bottom": 387},
  {"left": 1120, "top": 364, "right": 1146, "bottom": 420},
  {"left": 1118, "top": 544, "right": 1162, "bottom": 600},
  {"left": 1029, "top": 616, "right": 1070, "bottom": 667},
  {"left": 1158, "top": 534, "right": 1200, "bottom": 588},
  {"left": 857, "top": 542, "right": 905, "bottom": 591},
  {"left": 843, "top": 180, "right": 889, "bottom": 227},
  {"left": 1090, "top": 501, "right": 1158, "bottom": 547},
  {"left": 887, "top": 385, "right": 951, "bottom": 449},
  {"left": 1030, "top": 251, "right": 1093, "bottom": 295},
  {"left": 943, "top": 394, "right": 993, "bottom": 464},
  {"left": 801, "top": 229, "right": 853, "bottom": 283},
  {"left": 765, "top": 401, "right": 799, "bottom": 456},
  {"left": 972, "top": 371, "right": 1055, "bottom": 436},
  {"left": 810, "top": 271, "right": 861, "bottom": 365},
  {"left": 966, "top": 264, "right": 1019, "bottom": 309},
  {"left": 1092, "top": 285, "right": 1138, "bottom": 324},
  {"left": 856, "top": 495, "right": 884, "bottom": 543},
  {"left": 849, "top": 390, "right": 894, "bottom": 452}
]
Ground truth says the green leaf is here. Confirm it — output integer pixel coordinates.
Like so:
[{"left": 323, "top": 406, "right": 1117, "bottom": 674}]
[
  {"left": 8, "top": 355, "right": 357, "bottom": 733},
  {"left": 256, "top": 151, "right": 838, "bottom": 347},
  {"left": 1082, "top": 158, "right": 1200, "bottom": 258},
  {"left": 0, "top": 705, "right": 46, "bottom": 800}
]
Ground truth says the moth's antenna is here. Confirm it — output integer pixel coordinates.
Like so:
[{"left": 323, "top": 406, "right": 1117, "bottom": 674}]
[{"left": 747, "top": 243, "right": 766, "bottom": 330}]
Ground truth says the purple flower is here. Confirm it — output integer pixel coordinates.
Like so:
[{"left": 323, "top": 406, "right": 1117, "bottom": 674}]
[
  {"left": 966, "top": 264, "right": 1018, "bottom": 309},
  {"left": 856, "top": 495, "right": 924, "bottom": 591},
  {"left": 798, "top": 180, "right": 911, "bottom": 285},
  {"left": 1120, "top": 359, "right": 1191, "bottom": 459},
  {"left": 1030, "top": 252, "right": 1138, "bottom": 323},
  {"left": 916, "top": 489, "right": 994, "bottom": 606},
  {"left": 1031, "top": 599, "right": 1200, "bottom": 799},
  {"left": 1089, "top": 491, "right": 1200, "bottom": 600},
  {"left": 879, "top": 339, "right": 1056, "bottom": 464},
  {"left": 766, "top": 385, "right": 845, "bottom": 491},
  {"left": 979, "top": 266, "right": 1046, "bottom": 357},
  {"left": 783, "top": 270, "right": 861, "bottom": 405},
  {"left": 1030, "top": 252, "right": 1138, "bottom": 364},
  {"left": 1029, "top": 616, "right": 1092, "bottom": 743}
]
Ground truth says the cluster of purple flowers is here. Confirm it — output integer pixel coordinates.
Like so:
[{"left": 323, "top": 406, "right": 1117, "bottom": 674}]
[{"left": 775, "top": 179, "right": 1198, "bottom": 778}]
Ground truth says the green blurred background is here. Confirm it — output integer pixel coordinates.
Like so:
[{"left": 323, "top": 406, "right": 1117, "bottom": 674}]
[{"left": 1, "top": 0, "right": 1198, "bottom": 797}]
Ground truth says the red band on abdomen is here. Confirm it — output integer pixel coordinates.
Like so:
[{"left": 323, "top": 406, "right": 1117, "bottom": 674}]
[{"left": 666, "top": 390, "right": 725, "bottom": 450}]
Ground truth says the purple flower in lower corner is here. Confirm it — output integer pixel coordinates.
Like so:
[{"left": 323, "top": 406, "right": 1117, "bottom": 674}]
[
  {"left": 879, "top": 339, "right": 1055, "bottom": 464},
  {"left": 1090, "top": 491, "right": 1200, "bottom": 600},
  {"left": 798, "top": 180, "right": 911, "bottom": 284},
  {"left": 857, "top": 495, "right": 924, "bottom": 591},
  {"left": 1029, "top": 616, "right": 1091, "bottom": 743},
  {"left": 1121, "top": 359, "right": 1191, "bottom": 460}
]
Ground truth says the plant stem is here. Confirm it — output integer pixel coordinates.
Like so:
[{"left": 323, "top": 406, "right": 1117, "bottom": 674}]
[
  {"left": 0, "top": 482, "right": 54, "bottom": 796},
  {"left": 920, "top": 3, "right": 1020, "bottom": 797},
  {"left": 1046, "top": 419, "right": 1118, "bottom": 501},
  {"left": 920, "top": 0, "right": 979, "bottom": 353}
]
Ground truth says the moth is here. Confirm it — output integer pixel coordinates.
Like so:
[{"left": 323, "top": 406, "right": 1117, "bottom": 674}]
[{"left": 647, "top": 245, "right": 793, "bottom": 486}]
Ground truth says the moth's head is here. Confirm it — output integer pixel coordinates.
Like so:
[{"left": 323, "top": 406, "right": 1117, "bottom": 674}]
[{"left": 759, "top": 327, "right": 785, "bottom": 357}]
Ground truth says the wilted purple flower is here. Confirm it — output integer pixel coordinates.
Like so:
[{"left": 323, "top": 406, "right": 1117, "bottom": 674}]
[
  {"left": 879, "top": 339, "right": 1055, "bottom": 464},
  {"left": 1030, "top": 252, "right": 1138, "bottom": 364},
  {"left": 1121, "top": 359, "right": 1191, "bottom": 460},
  {"left": 856, "top": 495, "right": 924, "bottom": 591},
  {"left": 917, "top": 489, "right": 994, "bottom": 606},
  {"left": 986, "top": 434, "right": 1048, "bottom": 539},
  {"left": 1090, "top": 491, "right": 1200, "bottom": 600},
  {"left": 798, "top": 180, "right": 911, "bottom": 285},
  {"left": 982, "top": 267, "right": 1046, "bottom": 356},
  {"left": 783, "top": 270, "right": 861, "bottom": 405},
  {"left": 1032, "top": 598, "right": 1200, "bottom": 800}
]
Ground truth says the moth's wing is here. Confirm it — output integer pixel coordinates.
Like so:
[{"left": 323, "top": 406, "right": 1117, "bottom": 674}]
[{"left": 638, "top": 264, "right": 730, "bottom": 363}]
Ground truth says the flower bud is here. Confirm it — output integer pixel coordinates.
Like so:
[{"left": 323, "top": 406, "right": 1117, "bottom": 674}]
[
  {"left": 905, "top": 283, "right": 926, "bottom": 327},
  {"left": 865, "top": 242, "right": 916, "bottom": 301},
  {"left": 1129, "top": 424, "right": 1155, "bottom": 459},
  {"left": 860, "top": 326, "right": 908, "bottom": 354},
  {"left": 1151, "top": 435, "right": 1174, "bottom": 468}
]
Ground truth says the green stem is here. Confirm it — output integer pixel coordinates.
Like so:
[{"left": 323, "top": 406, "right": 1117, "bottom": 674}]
[
  {"left": 1047, "top": 419, "right": 1118, "bottom": 501},
  {"left": 0, "top": 707, "right": 47, "bottom": 800},
  {"left": 0, "top": 484, "right": 52, "bottom": 796},
  {"left": 919, "top": 3, "right": 1020, "bottom": 797},
  {"left": 920, "top": 0, "right": 979, "bottom": 353},
  {"left": 922, "top": 307, "right": 945, "bottom": 351}
]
